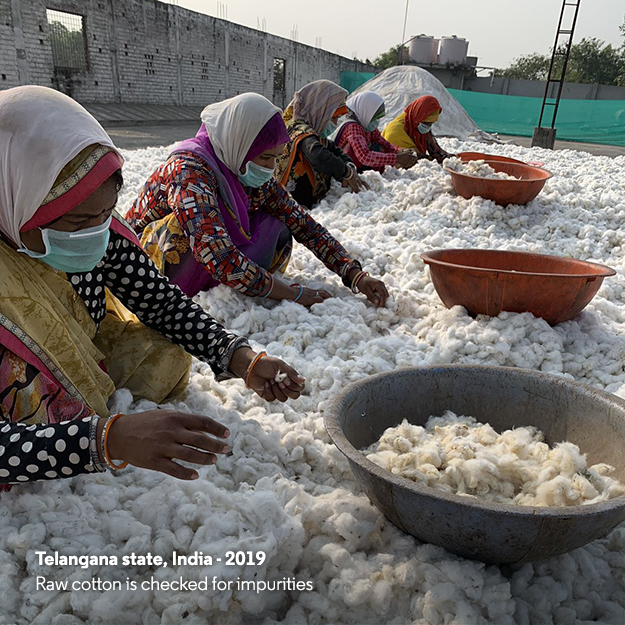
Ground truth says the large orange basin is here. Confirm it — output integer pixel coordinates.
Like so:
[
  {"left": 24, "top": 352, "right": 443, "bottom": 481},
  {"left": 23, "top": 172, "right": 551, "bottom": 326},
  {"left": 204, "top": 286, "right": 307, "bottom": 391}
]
[
  {"left": 421, "top": 249, "right": 616, "bottom": 325},
  {"left": 445, "top": 160, "right": 553, "bottom": 206}
]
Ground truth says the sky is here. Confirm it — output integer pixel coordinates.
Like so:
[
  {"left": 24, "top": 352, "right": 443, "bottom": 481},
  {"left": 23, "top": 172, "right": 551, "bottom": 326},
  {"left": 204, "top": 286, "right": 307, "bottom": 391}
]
[{"left": 164, "top": 0, "right": 624, "bottom": 71}]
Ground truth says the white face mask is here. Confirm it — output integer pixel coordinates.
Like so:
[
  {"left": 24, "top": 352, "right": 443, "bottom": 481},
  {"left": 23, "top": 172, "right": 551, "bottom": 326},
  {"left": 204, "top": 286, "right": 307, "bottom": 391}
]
[{"left": 417, "top": 123, "right": 433, "bottom": 134}]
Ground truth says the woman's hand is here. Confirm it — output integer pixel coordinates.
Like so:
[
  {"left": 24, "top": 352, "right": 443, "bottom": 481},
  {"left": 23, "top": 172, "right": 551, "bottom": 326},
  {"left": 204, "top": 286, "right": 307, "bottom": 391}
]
[
  {"left": 247, "top": 356, "right": 306, "bottom": 402},
  {"left": 358, "top": 275, "right": 389, "bottom": 307},
  {"left": 296, "top": 286, "right": 332, "bottom": 307},
  {"left": 229, "top": 347, "right": 306, "bottom": 401},
  {"left": 103, "top": 410, "right": 231, "bottom": 481},
  {"left": 342, "top": 174, "right": 370, "bottom": 193},
  {"left": 396, "top": 152, "right": 418, "bottom": 169}
]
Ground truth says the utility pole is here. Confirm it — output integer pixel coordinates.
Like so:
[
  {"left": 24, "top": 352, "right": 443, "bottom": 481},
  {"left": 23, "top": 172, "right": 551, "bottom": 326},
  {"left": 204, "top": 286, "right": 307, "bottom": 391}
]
[{"left": 398, "top": 0, "right": 410, "bottom": 65}]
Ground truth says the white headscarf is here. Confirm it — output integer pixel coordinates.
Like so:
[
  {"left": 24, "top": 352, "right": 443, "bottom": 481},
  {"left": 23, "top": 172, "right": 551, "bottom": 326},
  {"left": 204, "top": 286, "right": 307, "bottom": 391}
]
[
  {"left": 346, "top": 91, "right": 385, "bottom": 128},
  {"left": 288, "top": 80, "right": 348, "bottom": 135},
  {"left": 0, "top": 86, "right": 119, "bottom": 246},
  {"left": 201, "top": 93, "right": 281, "bottom": 174}
]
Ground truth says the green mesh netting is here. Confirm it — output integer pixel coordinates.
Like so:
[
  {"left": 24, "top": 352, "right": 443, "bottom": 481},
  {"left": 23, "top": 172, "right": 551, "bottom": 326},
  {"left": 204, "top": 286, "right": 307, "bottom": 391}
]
[
  {"left": 340, "top": 72, "right": 377, "bottom": 93},
  {"left": 449, "top": 89, "right": 625, "bottom": 147}
]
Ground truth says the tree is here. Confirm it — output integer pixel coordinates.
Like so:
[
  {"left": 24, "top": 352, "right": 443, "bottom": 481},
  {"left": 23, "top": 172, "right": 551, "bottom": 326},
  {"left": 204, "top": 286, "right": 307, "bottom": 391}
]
[
  {"left": 373, "top": 45, "right": 403, "bottom": 70},
  {"left": 498, "top": 38, "right": 625, "bottom": 86},
  {"left": 498, "top": 53, "right": 550, "bottom": 80},
  {"left": 49, "top": 20, "right": 87, "bottom": 71},
  {"left": 566, "top": 38, "right": 623, "bottom": 85}
]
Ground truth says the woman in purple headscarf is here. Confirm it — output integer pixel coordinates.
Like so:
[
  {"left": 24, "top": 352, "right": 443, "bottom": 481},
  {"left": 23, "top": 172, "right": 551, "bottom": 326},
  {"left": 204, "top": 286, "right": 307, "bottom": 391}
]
[{"left": 127, "top": 93, "right": 388, "bottom": 308}]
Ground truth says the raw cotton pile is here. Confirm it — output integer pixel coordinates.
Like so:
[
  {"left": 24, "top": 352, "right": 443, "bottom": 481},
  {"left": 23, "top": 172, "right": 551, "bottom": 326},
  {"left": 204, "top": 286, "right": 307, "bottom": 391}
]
[
  {"left": 365, "top": 413, "right": 625, "bottom": 506},
  {"left": 351, "top": 65, "right": 495, "bottom": 142},
  {"left": 1, "top": 139, "right": 625, "bottom": 625},
  {"left": 444, "top": 156, "right": 520, "bottom": 180}
]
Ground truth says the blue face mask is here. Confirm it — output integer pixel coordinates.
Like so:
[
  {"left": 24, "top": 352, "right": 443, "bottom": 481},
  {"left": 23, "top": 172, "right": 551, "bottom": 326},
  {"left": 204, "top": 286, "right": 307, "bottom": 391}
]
[
  {"left": 365, "top": 119, "right": 380, "bottom": 132},
  {"left": 320, "top": 121, "right": 337, "bottom": 139},
  {"left": 18, "top": 215, "right": 112, "bottom": 273},
  {"left": 417, "top": 122, "right": 432, "bottom": 134},
  {"left": 238, "top": 161, "right": 274, "bottom": 188}
]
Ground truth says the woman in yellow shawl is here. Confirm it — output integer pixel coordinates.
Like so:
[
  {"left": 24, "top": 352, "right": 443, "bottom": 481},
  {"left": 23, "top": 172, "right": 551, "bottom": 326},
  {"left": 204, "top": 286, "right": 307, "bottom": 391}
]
[{"left": 0, "top": 86, "right": 304, "bottom": 488}]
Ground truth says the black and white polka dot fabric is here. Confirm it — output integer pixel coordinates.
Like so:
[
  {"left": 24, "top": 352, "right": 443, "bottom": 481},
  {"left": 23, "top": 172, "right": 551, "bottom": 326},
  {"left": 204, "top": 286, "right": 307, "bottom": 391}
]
[
  {"left": 0, "top": 416, "right": 100, "bottom": 483},
  {"left": 0, "top": 230, "right": 249, "bottom": 485},
  {"left": 70, "top": 230, "right": 249, "bottom": 376}
]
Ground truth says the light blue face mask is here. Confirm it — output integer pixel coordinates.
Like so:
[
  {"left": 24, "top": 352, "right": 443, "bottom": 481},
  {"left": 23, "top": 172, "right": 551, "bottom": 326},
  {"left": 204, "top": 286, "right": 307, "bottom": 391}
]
[
  {"left": 18, "top": 215, "right": 112, "bottom": 273},
  {"left": 417, "top": 122, "right": 433, "bottom": 134},
  {"left": 320, "top": 121, "right": 337, "bottom": 139},
  {"left": 238, "top": 161, "right": 274, "bottom": 188},
  {"left": 365, "top": 119, "right": 380, "bottom": 132}
]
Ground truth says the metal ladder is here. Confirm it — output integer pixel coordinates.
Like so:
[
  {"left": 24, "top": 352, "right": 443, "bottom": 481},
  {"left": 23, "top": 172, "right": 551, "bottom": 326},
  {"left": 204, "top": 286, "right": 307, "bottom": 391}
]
[{"left": 532, "top": 0, "right": 582, "bottom": 147}]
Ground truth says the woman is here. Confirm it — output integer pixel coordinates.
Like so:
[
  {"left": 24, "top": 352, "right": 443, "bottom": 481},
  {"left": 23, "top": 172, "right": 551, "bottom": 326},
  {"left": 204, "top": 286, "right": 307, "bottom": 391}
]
[
  {"left": 382, "top": 95, "right": 453, "bottom": 163},
  {"left": 333, "top": 91, "right": 418, "bottom": 173},
  {"left": 127, "top": 93, "right": 388, "bottom": 308},
  {"left": 0, "top": 86, "right": 304, "bottom": 486},
  {"left": 274, "top": 80, "right": 368, "bottom": 209}
]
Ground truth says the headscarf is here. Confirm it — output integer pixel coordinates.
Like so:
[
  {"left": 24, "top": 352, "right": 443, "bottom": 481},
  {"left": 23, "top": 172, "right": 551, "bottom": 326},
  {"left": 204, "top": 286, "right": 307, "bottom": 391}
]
[
  {"left": 404, "top": 95, "right": 443, "bottom": 152},
  {"left": 172, "top": 93, "right": 290, "bottom": 247},
  {"left": 346, "top": 91, "right": 385, "bottom": 129},
  {"left": 0, "top": 86, "right": 122, "bottom": 246},
  {"left": 287, "top": 80, "right": 348, "bottom": 135},
  {"left": 199, "top": 92, "right": 287, "bottom": 175}
]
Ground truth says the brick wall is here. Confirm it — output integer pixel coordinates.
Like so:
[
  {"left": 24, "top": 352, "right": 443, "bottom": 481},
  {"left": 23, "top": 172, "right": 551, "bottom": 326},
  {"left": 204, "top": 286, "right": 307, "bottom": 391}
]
[{"left": 0, "top": 0, "right": 376, "bottom": 105}]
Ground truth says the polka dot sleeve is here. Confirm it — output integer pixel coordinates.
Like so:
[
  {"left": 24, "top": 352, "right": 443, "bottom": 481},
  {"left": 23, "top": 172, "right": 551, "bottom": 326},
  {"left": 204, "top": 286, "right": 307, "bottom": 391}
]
[
  {"left": 100, "top": 232, "right": 249, "bottom": 377},
  {"left": 0, "top": 415, "right": 103, "bottom": 484}
]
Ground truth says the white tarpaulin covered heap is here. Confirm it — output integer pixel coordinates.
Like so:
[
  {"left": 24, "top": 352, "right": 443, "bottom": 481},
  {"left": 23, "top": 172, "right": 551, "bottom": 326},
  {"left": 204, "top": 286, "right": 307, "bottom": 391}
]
[{"left": 352, "top": 65, "right": 495, "bottom": 142}]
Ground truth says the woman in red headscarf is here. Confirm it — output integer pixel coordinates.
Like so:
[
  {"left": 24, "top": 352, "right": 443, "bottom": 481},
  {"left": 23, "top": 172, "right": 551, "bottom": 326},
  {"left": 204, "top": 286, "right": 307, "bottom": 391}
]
[{"left": 382, "top": 95, "right": 453, "bottom": 163}]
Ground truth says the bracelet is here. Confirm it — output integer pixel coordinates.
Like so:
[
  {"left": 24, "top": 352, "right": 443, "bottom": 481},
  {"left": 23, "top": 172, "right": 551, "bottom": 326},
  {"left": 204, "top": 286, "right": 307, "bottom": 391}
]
[
  {"left": 245, "top": 351, "right": 267, "bottom": 388},
  {"left": 260, "top": 274, "right": 274, "bottom": 299},
  {"left": 101, "top": 413, "right": 128, "bottom": 470},
  {"left": 89, "top": 414, "right": 107, "bottom": 472},
  {"left": 350, "top": 270, "right": 369, "bottom": 294},
  {"left": 344, "top": 163, "right": 357, "bottom": 181},
  {"left": 290, "top": 283, "right": 304, "bottom": 302},
  {"left": 354, "top": 271, "right": 368, "bottom": 292}
]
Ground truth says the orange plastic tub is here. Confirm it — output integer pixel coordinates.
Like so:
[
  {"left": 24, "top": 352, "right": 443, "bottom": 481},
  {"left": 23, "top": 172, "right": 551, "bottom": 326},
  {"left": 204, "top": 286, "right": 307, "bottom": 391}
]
[
  {"left": 456, "top": 152, "right": 545, "bottom": 168},
  {"left": 445, "top": 160, "right": 553, "bottom": 206},
  {"left": 456, "top": 152, "right": 525, "bottom": 165},
  {"left": 420, "top": 249, "right": 616, "bottom": 325}
]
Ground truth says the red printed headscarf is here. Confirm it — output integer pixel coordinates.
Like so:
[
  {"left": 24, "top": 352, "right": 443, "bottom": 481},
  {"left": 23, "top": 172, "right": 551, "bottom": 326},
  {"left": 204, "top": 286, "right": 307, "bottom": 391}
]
[{"left": 404, "top": 96, "right": 442, "bottom": 153}]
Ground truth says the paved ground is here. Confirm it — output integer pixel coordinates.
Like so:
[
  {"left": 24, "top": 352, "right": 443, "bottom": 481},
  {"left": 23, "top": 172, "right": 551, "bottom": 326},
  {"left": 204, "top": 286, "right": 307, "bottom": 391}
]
[
  {"left": 499, "top": 135, "right": 624, "bottom": 158},
  {"left": 102, "top": 121, "right": 625, "bottom": 157},
  {"left": 104, "top": 123, "right": 201, "bottom": 150}
]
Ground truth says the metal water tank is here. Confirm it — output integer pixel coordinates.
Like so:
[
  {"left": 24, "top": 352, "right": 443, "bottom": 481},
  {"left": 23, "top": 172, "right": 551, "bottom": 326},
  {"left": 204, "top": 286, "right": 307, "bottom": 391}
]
[
  {"left": 439, "top": 35, "right": 469, "bottom": 65},
  {"left": 409, "top": 35, "right": 438, "bottom": 64}
]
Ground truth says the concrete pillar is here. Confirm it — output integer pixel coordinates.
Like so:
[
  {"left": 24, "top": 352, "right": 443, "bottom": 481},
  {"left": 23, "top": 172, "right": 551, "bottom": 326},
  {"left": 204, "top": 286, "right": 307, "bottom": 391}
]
[
  {"left": 10, "top": 0, "right": 30, "bottom": 85},
  {"left": 262, "top": 35, "right": 268, "bottom": 98},
  {"left": 224, "top": 26, "right": 230, "bottom": 99},
  {"left": 590, "top": 83, "right": 599, "bottom": 100},
  {"left": 531, "top": 126, "right": 556, "bottom": 149},
  {"left": 106, "top": 0, "right": 122, "bottom": 103},
  {"left": 174, "top": 8, "right": 183, "bottom": 105}
]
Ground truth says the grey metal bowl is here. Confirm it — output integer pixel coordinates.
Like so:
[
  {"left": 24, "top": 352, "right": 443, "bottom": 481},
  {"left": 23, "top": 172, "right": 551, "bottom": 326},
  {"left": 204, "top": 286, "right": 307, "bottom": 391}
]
[{"left": 325, "top": 365, "right": 625, "bottom": 564}]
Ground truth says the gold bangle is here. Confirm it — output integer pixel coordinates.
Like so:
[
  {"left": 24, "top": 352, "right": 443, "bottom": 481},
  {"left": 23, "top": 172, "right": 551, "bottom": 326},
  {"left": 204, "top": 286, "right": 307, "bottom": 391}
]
[{"left": 103, "top": 413, "right": 128, "bottom": 470}]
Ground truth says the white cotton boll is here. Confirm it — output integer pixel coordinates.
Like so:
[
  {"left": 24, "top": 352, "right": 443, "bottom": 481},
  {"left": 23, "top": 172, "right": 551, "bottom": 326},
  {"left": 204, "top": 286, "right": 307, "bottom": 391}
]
[
  {"left": 444, "top": 157, "right": 520, "bottom": 180},
  {"left": 7, "top": 139, "right": 625, "bottom": 625},
  {"left": 366, "top": 413, "right": 624, "bottom": 507}
]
